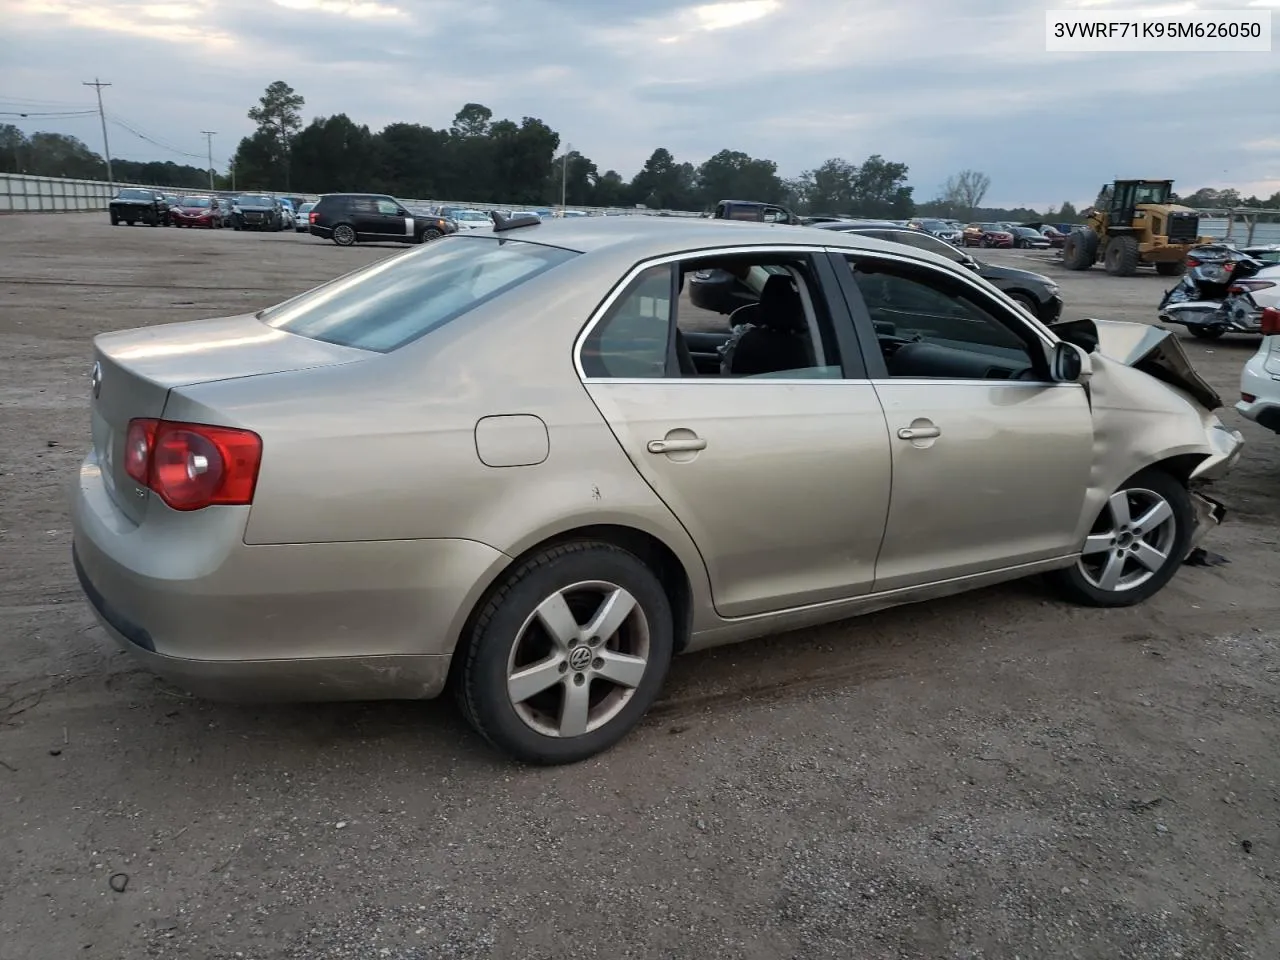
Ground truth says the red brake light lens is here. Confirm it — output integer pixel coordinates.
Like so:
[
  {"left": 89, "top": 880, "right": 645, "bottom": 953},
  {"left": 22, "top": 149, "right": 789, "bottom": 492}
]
[
  {"left": 123, "top": 418, "right": 262, "bottom": 511},
  {"left": 124, "top": 419, "right": 156, "bottom": 485},
  {"left": 1242, "top": 392, "right": 1257, "bottom": 403},
  {"left": 1230, "top": 280, "right": 1276, "bottom": 293},
  {"left": 1262, "top": 307, "right": 1280, "bottom": 336},
  {"left": 309, "top": 211, "right": 318, "bottom": 224}
]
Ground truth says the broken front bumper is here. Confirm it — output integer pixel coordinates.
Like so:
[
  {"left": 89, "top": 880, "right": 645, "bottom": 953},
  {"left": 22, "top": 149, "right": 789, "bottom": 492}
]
[{"left": 1187, "top": 489, "right": 1228, "bottom": 555}]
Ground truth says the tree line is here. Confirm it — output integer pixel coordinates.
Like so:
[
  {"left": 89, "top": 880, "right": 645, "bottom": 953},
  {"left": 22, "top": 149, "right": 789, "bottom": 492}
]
[{"left": 5, "top": 82, "right": 1279, "bottom": 220}]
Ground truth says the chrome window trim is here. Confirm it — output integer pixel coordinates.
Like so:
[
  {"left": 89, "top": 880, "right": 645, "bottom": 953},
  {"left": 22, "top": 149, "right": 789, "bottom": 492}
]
[
  {"left": 580, "top": 377, "right": 1084, "bottom": 389},
  {"left": 572, "top": 241, "right": 1061, "bottom": 384}
]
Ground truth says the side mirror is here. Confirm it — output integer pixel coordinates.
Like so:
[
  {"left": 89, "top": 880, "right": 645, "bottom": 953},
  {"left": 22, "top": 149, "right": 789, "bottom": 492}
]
[{"left": 1051, "top": 340, "right": 1091, "bottom": 383}]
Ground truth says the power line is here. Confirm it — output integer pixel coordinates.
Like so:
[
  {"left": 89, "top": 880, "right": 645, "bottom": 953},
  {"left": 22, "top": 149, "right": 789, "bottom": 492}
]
[
  {"left": 0, "top": 110, "right": 98, "bottom": 118},
  {"left": 82, "top": 78, "right": 113, "bottom": 190},
  {"left": 107, "top": 114, "right": 203, "bottom": 159}
]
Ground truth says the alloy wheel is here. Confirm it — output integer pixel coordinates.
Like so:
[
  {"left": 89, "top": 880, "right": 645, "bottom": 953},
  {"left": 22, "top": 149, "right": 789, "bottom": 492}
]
[
  {"left": 1076, "top": 487, "right": 1178, "bottom": 592},
  {"left": 506, "top": 580, "right": 650, "bottom": 738},
  {"left": 333, "top": 224, "right": 355, "bottom": 245}
]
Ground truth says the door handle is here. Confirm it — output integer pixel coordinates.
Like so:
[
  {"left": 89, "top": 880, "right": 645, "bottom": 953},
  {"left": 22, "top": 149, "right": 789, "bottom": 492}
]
[
  {"left": 897, "top": 425, "right": 941, "bottom": 440},
  {"left": 647, "top": 437, "right": 707, "bottom": 454}
]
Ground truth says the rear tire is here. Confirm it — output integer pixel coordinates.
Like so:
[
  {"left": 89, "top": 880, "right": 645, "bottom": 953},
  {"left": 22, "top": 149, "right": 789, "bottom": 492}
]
[
  {"left": 331, "top": 223, "right": 357, "bottom": 246},
  {"left": 1062, "top": 229, "right": 1099, "bottom": 270},
  {"left": 454, "top": 541, "right": 675, "bottom": 765},
  {"left": 1189, "top": 326, "right": 1225, "bottom": 340},
  {"left": 419, "top": 227, "right": 441, "bottom": 243},
  {"left": 1156, "top": 261, "right": 1185, "bottom": 277},
  {"left": 1046, "top": 469, "right": 1193, "bottom": 608},
  {"left": 1104, "top": 235, "right": 1140, "bottom": 276}
]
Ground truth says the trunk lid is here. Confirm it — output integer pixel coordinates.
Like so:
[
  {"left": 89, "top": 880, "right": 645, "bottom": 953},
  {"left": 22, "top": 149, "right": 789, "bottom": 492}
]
[
  {"left": 90, "top": 313, "right": 368, "bottom": 523},
  {"left": 1050, "top": 317, "right": 1222, "bottom": 411}
]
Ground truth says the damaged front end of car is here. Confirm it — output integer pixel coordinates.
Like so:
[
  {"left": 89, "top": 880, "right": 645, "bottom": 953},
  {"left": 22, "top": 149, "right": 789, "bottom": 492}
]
[{"left": 1051, "top": 317, "right": 1243, "bottom": 554}]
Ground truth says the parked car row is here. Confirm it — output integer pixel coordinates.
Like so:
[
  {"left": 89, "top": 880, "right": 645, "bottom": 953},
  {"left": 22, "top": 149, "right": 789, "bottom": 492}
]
[{"left": 107, "top": 188, "right": 304, "bottom": 232}]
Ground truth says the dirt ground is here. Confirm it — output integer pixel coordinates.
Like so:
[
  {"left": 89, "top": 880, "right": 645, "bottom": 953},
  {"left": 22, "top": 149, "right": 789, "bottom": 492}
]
[{"left": 1, "top": 214, "right": 1278, "bottom": 960}]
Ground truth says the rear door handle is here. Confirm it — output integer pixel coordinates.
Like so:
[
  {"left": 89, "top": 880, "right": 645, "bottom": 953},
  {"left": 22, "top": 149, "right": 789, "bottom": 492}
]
[
  {"left": 897, "top": 425, "right": 941, "bottom": 440},
  {"left": 647, "top": 438, "right": 707, "bottom": 454}
]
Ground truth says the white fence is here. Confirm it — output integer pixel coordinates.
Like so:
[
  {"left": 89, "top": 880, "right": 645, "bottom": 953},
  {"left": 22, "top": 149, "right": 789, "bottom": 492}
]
[{"left": 0, "top": 172, "right": 697, "bottom": 218}]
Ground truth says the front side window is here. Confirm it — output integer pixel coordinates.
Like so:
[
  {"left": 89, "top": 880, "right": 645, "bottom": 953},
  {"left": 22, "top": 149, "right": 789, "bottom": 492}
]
[
  {"left": 581, "top": 253, "right": 844, "bottom": 381},
  {"left": 261, "top": 236, "right": 577, "bottom": 352},
  {"left": 845, "top": 256, "right": 1043, "bottom": 381},
  {"left": 376, "top": 199, "right": 400, "bottom": 216}
]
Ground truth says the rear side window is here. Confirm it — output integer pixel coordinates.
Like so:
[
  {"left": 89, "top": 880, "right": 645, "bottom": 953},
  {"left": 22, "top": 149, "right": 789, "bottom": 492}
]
[{"left": 260, "top": 236, "right": 578, "bottom": 352}]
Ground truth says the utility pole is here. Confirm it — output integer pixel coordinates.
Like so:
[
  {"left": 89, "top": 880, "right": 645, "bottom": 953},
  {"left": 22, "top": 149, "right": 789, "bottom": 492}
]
[
  {"left": 200, "top": 131, "right": 216, "bottom": 191},
  {"left": 560, "top": 142, "right": 571, "bottom": 215},
  {"left": 82, "top": 77, "right": 114, "bottom": 190}
]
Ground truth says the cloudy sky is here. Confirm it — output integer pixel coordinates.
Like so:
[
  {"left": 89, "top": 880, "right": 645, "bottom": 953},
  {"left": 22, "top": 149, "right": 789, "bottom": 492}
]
[{"left": 1, "top": 0, "right": 1276, "bottom": 208}]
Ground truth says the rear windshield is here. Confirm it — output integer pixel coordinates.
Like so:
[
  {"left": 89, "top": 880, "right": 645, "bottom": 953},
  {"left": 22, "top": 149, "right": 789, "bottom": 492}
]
[{"left": 260, "top": 235, "right": 578, "bottom": 352}]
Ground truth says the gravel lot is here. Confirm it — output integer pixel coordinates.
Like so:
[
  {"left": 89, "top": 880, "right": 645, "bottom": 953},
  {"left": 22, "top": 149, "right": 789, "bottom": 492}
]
[{"left": 1, "top": 214, "right": 1278, "bottom": 960}]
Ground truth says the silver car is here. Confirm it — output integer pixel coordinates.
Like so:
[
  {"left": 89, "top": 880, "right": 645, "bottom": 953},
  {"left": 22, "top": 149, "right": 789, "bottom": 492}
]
[{"left": 71, "top": 218, "right": 1243, "bottom": 764}]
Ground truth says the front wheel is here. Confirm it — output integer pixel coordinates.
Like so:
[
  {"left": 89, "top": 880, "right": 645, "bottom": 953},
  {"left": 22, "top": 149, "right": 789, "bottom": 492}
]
[
  {"left": 331, "top": 223, "right": 357, "bottom": 246},
  {"left": 1047, "top": 469, "right": 1193, "bottom": 608},
  {"left": 454, "top": 541, "right": 675, "bottom": 765}
]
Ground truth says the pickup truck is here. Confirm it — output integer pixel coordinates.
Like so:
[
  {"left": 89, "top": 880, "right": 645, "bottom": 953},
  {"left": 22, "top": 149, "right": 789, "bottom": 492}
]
[{"left": 109, "top": 188, "right": 170, "bottom": 227}]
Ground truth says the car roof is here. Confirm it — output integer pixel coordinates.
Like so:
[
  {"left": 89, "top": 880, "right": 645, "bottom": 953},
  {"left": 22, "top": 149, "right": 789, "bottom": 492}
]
[
  {"left": 466, "top": 215, "right": 966, "bottom": 271},
  {"left": 813, "top": 218, "right": 902, "bottom": 229}
]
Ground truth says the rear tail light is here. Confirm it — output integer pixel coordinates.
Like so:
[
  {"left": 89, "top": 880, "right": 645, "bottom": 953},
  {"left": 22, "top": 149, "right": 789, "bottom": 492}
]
[
  {"left": 309, "top": 211, "right": 318, "bottom": 224},
  {"left": 1262, "top": 307, "right": 1280, "bottom": 336},
  {"left": 1229, "top": 280, "right": 1276, "bottom": 294},
  {"left": 1241, "top": 393, "right": 1257, "bottom": 403},
  {"left": 124, "top": 419, "right": 262, "bottom": 511}
]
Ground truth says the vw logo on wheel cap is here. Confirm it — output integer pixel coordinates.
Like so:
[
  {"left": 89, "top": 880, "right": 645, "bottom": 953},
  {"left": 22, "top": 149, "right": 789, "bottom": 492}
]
[
  {"left": 90, "top": 361, "right": 102, "bottom": 399},
  {"left": 568, "top": 646, "right": 593, "bottom": 671}
]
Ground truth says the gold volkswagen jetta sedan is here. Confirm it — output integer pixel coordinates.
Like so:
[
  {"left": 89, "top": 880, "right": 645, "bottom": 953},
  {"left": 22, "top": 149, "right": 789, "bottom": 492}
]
[{"left": 71, "top": 214, "right": 1243, "bottom": 764}]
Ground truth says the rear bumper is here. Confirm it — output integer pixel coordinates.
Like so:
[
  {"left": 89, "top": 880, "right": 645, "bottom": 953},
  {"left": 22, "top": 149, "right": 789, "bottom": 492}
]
[
  {"left": 74, "top": 545, "right": 454, "bottom": 701},
  {"left": 309, "top": 224, "right": 333, "bottom": 239},
  {"left": 1237, "top": 346, "right": 1280, "bottom": 433},
  {"left": 70, "top": 454, "right": 509, "bottom": 702}
]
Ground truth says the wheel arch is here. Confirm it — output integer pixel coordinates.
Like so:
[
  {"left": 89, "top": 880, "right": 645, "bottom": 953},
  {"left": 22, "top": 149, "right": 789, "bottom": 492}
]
[{"left": 447, "top": 522, "right": 698, "bottom": 683}]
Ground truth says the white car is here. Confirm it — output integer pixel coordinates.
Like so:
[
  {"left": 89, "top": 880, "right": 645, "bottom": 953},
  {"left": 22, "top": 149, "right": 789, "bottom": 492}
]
[
  {"left": 1237, "top": 302, "right": 1280, "bottom": 434},
  {"left": 450, "top": 209, "right": 492, "bottom": 230},
  {"left": 294, "top": 201, "right": 315, "bottom": 232}
]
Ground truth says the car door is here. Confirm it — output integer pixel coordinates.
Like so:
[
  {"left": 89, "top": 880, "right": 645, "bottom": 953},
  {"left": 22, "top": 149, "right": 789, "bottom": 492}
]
[
  {"left": 578, "top": 248, "right": 892, "bottom": 618},
  {"left": 374, "top": 198, "right": 413, "bottom": 240},
  {"left": 831, "top": 249, "right": 1093, "bottom": 592}
]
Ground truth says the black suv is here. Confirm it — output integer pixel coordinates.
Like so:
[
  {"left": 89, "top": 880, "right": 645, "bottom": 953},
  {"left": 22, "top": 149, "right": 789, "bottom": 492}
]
[
  {"left": 711, "top": 199, "right": 799, "bottom": 225},
  {"left": 309, "top": 193, "right": 458, "bottom": 246}
]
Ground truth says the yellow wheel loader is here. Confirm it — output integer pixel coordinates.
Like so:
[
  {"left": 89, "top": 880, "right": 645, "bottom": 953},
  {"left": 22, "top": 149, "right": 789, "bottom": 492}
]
[{"left": 1061, "top": 180, "right": 1214, "bottom": 277}]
